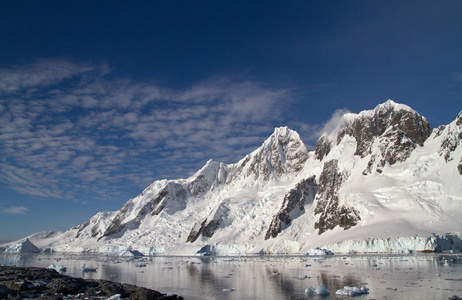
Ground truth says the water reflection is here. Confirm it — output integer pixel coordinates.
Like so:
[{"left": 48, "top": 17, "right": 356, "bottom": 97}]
[
  {"left": 1, "top": 253, "right": 462, "bottom": 299},
  {"left": 318, "top": 271, "right": 361, "bottom": 293}
]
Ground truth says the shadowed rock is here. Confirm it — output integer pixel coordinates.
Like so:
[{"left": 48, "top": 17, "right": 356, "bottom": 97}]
[
  {"left": 314, "top": 159, "right": 360, "bottom": 234},
  {"left": 0, "top": 265, "right": 183, "bottom": 300}
]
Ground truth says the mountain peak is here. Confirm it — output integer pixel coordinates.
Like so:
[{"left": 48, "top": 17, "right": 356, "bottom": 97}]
[
  {"left": 270, "top": 126, "right": 303, "bottom": 146},
  {"left": 272, "top": 126, "right": 294, "bottom": 136},
  {"left": 10, "top": 100, "right": 462, "bottom": 256},
  {"left": 235, "top": 126, "right": 308, "bottom": 181},
  {"left": 373, "top": 99, "right": 415, "bottom": 114},
  {"left": 314, "top": 100, "right": 431, "bottom": 163}
]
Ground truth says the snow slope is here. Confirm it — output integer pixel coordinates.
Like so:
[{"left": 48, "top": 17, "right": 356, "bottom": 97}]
[{"left": 5, "top": 100, "right": 462, "bottom": 255}]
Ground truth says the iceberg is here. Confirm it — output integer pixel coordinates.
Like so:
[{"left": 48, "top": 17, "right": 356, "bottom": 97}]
[
  {"left": 305, "top": 285, "right": 330, "bottom": 296},
  {"left": 335, "top": 286, "right": 369, "bottom": 296},
  {"left": 47, "top": 263, "right": 67, "bottom": 272},
  {"left": 3, "top": 238, "right": 39, "bottom": 253}
]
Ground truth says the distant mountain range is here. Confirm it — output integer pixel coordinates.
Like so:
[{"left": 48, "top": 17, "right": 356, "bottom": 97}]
[{"left": 3, "top": 100, "right": 462, "bottom": 255}]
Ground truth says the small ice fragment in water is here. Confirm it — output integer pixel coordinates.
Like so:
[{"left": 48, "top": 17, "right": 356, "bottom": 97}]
[
  {"left": 47, "top": 263, "right": 67, "bottom": 272},
  {"left": 335, "top": 286, "right": 369, "bottom": 296},
  {"left": 305, "top": 285, "right": 330, "bottom": 295}
]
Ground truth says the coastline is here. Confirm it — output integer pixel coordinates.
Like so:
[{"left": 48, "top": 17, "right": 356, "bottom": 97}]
[{"left": 0, "top": 265, "right": 183, "bottom": 300}]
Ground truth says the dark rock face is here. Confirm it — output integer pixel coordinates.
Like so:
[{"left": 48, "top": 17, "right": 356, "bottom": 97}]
[
  {"left": 101, "top": 201, "right": 132, "bottom": 238},
  {"left": 186, "top": 218, "right": 207, "bottom": 243},
  {"left": 0, "top": 266, "right": 183, "bottom": 300},
  {"left": 314, "top": 159, "right": 360, "bottom": 234},
  {"left": 265, "top": 176, "right": 318, "bottom": 239},
  {"left": 439, "top": 111, "right": 462, "bottom": 168},
  {"left": 315, "top": 102, "right": 431, "bottom": 174},
  {"left": 102, "top": 182, "right": 189, "bottom": 239},
  {"left": 350, "top": 105, "right": 430, "bottom": 158},
  {"left": 74, "top": 214, "right": 109, "bottom": 239},
  {"left": 189, "top": 175, "right": 211, "bottom": 196},
  {"left": 90, "top": 224, "right": 101, "bottom": 238},
  {"left": 314, "top": 136, "right": 331, "bottom": 160},
  {"left": 439, "top": 134, "right": 459, "bottom": 162},
  {"left": 73, "top": 220, "right": 90, "bottom": 238},
  {"left": 186, "top": 218, "right": 222, "bottom": 242},
  {"left": 202, "top": 220, "right": 221, "bottom": 238},
  {"left": 149, "top": 183, "right": 187, "bottom": 216},
  {"left": 148, "top": 188, "right": 170, "bottom": 216}
]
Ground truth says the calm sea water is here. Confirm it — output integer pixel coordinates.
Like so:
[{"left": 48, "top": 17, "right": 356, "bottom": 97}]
[{"left": 1, "top": 253, "right": 461, "bottom": 299}]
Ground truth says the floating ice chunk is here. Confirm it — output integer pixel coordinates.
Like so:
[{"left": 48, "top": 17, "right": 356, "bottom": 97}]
[
  {"left": 47, "top": 263, "right": 67, "bottom": 272},
  {"left": 107, "top": 294, "right": 122, "bottom": 300},
  {"left": 81, "top": 264, "right": 97, "bottom": 272},
  {"left": 305, "top": 247, "right": 334, "bottom": 256},
  {"left": 335, "top": 286, "right": 369, "bottom": 296},
  {"left": 315, "top": 285, "right": 330, "bottom": 295},
  {"left": 305, "top": 285, "right": 330, "bottom": 296},
  {"left": 305, "top": 287, "right": 316, "bottom": 295},
  {"left": 4, "top": 238, "right": 40, "bottom": 253}
]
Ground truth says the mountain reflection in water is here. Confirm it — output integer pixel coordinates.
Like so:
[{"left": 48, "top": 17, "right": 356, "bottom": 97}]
[{"left": 1, "top": 253, "right": 461, "bottom": 299}]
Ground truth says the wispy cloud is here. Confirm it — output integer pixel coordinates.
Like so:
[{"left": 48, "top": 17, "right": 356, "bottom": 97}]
[
  {"left": 293, "top": 108, "right": 351, "bottom": 149},
  {"left": 0, "top": 205, "right": 29, "bottom": 215},
  {"left": 318, "top": 108, "right": 351, "bottom": 136},
  {"left": 0, "top": 59, "right": 95, "bottom": 96},
  {"left": 0, "top": 60, "right": 293, "bottom": 203}
]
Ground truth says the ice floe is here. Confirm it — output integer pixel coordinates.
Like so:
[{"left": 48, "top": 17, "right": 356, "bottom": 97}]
[
  {"left": 305, "top": 285, "right": 330, "bottom": 296},
  {"left": 335, "top": 286, "right": 369, "bottom": 296},
  {"left": 47, "top": 263, "right": 67, "bottom": 272}
]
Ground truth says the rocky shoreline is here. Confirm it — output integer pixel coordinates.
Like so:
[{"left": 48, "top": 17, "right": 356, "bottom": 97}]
[{"left": 0, "top": 265, "right": 183, "bottom": 300}]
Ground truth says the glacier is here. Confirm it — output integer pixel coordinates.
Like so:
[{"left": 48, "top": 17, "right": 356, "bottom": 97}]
[{"left": 2, "top": 100, "right": 461, "bottom": 256}]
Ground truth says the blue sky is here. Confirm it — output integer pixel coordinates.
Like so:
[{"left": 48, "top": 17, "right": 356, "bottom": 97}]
[{"left": 1, "top": 1, "right": 461, "bottom": 242}]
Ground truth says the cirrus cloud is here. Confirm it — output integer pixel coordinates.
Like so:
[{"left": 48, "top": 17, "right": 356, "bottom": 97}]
[
  {"left": 0, "top": 205, "right": 29, "bottom": 215},
  {"left": 0, "top": 60, "right": 295, "bottom": 203}
]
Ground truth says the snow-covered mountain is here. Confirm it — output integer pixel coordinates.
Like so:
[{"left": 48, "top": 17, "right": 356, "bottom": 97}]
[{"left": 4, "top": 100, "right": 462, "bottom": 255}]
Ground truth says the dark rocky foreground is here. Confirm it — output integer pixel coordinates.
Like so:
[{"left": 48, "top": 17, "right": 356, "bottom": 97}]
[{"left": 0, "top": 265, "right": 183, "bottom": 300}]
